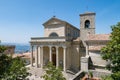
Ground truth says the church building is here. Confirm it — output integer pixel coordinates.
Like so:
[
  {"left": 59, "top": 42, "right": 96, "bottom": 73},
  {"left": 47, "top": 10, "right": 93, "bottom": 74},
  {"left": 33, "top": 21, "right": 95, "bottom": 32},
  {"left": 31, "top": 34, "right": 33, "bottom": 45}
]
[{"left": 30, "top": 12, "right": 110, "bottom": 77}]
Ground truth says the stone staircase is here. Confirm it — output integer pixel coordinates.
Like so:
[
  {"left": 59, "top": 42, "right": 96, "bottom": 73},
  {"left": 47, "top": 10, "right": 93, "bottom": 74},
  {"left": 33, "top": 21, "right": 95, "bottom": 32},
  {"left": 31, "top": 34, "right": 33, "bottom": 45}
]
[{"left": 27, "top": 66, "right": 84, "bottom": 80}]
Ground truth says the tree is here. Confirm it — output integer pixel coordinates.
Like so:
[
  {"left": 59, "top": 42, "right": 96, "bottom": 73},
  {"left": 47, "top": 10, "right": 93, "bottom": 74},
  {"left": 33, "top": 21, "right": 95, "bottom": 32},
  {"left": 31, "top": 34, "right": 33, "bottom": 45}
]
[
  {"left": 0, "top": 46, "right": 6, "bottom": 53},
  {"left": 0, "top": 54, "right": 12, "bottom": 78},
  {"left": 101, "top": 22, "right": 120, "bottom": 79},
  {"left": 0, "top": 46, "right": 11, "bottom": 78},
  {"left": 5, "top": 57, "right": 29, "bottom": 80},
  {"left": 41, "top": 62, "right": 66, "bottom": 80},
  {"left": 0, "top": 46, "right": 28, "bottom": 80}
]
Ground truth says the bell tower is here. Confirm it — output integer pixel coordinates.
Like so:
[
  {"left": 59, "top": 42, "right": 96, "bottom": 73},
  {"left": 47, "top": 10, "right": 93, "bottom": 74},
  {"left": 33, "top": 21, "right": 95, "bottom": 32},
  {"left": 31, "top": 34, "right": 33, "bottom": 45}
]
[{"left": 80, "top": 12, "right": 96, "bottom": 41}]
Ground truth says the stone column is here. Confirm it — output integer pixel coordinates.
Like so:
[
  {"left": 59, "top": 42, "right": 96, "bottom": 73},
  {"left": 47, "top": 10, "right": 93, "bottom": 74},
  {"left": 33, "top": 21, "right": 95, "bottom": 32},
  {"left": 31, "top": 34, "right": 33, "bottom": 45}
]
[
  {"left": 56, "top": 46, "right": 59, "bottom": 68},
  {"left": 49, "top": 46, "right": 52, "bottom": 62},
  {"left": 86, "top": 44, "right": 89, "bottom": 56},
  {"left": 35, "top": 46, "right": 38, "bottom": 68},
  {"left": 40, "top": 46, "right": 43, "bottom": 68},
  {"left": 30, "top": 46, "right": 34, "bottom": 67},
  {"left": 81, "top": 57, "right": 89, "bottom": 71},
  {"left": 38, "top": 46, "right": 41, "bottom": 67},
  {"left": 63, "top": 47, "right": 66, "bottom": 72}
]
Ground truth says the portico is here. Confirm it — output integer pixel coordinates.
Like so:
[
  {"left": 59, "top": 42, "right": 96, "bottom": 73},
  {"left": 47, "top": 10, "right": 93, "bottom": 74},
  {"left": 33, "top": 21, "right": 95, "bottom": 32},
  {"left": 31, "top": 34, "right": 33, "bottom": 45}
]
[{"left": 30, "top": 37, "right": 70, "bottom": 71}]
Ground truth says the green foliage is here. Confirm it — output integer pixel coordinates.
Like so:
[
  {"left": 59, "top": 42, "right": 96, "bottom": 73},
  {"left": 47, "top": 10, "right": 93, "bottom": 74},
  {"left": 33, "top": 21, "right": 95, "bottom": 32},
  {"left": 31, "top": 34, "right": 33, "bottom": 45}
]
[
  {"left": 0, "top": 46, "right": 6, "bottom": 53},
  {"left": 5, "top": 57, "right": 29, "bottom": 80},
  {"left": 0, "top": 54, "right": 12, "bottom": 78},
  {"left": 89, "top": 71, "right": 93, "bottom": 78},
  {"left": 41, "top": 62, "right": 66, "bottom": 80},
  {"left": 101, "top": 22, "right": 120, "bottom": 79},
  {"left": 101, "top": 72, "right": 120, "bottom": 80},
  {"left": 0, "top": 46, "right": 28, "bottom": 80},
  {"left": 101, "top": 75, "right": 113, "bottom": 80},
  {"left": 111, "top": 72, "right": 120, "bottom": 80}
]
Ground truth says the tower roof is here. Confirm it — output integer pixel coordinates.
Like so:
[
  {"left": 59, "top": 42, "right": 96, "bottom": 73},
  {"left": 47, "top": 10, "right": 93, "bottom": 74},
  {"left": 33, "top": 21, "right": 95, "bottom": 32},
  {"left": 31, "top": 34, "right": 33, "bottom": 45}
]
[{"left": 80, "top": 12, "right": 96, "bottom": 16}]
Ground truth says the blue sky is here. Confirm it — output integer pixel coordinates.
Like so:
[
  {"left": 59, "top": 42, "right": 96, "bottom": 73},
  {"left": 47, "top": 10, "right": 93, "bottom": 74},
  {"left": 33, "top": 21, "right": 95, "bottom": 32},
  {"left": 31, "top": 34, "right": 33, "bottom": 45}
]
[{"left": 0, "top": 0, "right": 120, "bottom": 44}]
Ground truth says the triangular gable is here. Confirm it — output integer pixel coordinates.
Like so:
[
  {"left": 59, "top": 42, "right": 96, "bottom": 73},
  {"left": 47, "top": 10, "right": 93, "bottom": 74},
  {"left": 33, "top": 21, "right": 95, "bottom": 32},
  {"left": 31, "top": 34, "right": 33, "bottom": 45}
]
[{"left": 43, "top": 17, "right": 66, "bottom": 26}]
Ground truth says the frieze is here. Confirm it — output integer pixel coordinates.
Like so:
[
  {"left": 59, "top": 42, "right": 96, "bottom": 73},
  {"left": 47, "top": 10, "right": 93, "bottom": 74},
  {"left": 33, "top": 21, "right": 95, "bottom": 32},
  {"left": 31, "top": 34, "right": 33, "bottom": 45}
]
[{"left": 31, "top": 42, "right": 72, "bottom": 47}]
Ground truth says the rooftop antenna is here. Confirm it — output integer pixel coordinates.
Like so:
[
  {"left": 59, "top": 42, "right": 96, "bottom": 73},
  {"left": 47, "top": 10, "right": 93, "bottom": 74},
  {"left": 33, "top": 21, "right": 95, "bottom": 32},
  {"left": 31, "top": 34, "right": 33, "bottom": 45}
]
[{"left": 86, "top": 0, "right": 89, "bottom": 12}]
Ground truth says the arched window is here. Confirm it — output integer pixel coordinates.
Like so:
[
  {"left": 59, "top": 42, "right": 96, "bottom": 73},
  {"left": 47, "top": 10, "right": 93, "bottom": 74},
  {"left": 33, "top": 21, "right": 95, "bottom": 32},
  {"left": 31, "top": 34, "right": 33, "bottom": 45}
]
[
  {"left": 85, "top": 20, "right": 90, "bottom": 28},
  {"left": 49, "top": 32, "right": 58, "bottom": 37}
]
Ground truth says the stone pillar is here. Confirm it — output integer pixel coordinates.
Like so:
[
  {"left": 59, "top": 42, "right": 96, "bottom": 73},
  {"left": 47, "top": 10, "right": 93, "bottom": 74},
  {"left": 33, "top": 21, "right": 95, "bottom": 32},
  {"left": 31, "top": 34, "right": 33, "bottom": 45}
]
[
  {"left": 49, "top": 46, "right": 52, "bottom": 62},
  {"left": 35, "top": 46, "right": 38, "bottom": 68},
  {"left": 38, "top": 46, "right": 41, "bottom": 67},
  {"left": 86, "top": 44, "right": 89, "bottom": 56},
  {"left": 63, "top": 47, "right": 66, "bottom": 72},
  {"left": 56, "top": 46, "right": 59, "bottom": 68},
  {"left": 30, "top": 46, "right": 34, "bottom": 67},
  {"left": 40, "top": 46, "right": 43, "bottom": 68},
  {"left": 81, "top": 57, "right": 89, "bottom": 71}
]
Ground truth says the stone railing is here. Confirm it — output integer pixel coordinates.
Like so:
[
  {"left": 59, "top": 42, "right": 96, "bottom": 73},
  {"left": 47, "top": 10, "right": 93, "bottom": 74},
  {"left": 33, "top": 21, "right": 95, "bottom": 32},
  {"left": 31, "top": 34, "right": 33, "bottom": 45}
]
[{"left": 70, "top": 70, "right": 84, "bottom": 80}]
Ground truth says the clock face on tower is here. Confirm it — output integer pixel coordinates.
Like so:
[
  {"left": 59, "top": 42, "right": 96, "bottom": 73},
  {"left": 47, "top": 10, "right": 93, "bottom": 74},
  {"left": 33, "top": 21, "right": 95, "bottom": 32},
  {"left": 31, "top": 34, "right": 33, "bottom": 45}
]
[{"left": 85, "top": 20, "right": 90, "bottom": 28}]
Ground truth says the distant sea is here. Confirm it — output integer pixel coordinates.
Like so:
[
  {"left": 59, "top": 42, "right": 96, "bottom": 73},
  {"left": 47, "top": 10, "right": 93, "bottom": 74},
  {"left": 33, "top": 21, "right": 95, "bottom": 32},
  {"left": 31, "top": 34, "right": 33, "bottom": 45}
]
[{"left": 0, "top": 43, "right": 30, "bottom": 54}]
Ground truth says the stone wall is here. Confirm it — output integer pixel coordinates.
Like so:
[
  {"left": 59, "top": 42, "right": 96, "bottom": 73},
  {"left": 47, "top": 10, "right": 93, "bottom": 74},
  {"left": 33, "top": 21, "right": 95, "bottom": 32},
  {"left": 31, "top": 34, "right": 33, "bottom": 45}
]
[
  {"left": 70, "top": 45, "right": 80, "bottom": 72},
  {"left": 89, "top": 70, "right": 111, "bottom": 78},
  {"left": 65, "top": 24, "right": 80, "bottom": 41}
]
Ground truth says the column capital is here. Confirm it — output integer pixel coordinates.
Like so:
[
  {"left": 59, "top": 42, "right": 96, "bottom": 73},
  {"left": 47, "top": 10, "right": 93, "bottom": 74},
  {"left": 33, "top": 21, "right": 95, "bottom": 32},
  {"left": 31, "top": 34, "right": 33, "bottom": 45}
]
[
  {"left": 31, "top": 45, "right": 34, "bottom": 47},
  {"left": 30, "top": 46, "right": 34, "bottom": 51},
  {"left": 55, "top": 46, "right": 59, "bottom": 49},
  {"left": 34, "top": 45, "right": 38, "bottom": 47},
  {"left": 49, "top": 45, "right": 52, "bottom": 48},
  {"left": 40, "top": 45, "right": 43, "bottom": 47},
  {"left": 63, "top": 46, "right": 67, "bottom": 49}
]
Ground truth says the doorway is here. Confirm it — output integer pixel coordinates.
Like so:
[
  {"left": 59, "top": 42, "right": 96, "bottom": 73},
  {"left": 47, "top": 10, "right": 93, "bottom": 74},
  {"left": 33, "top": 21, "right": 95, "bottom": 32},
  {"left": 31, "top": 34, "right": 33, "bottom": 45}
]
[{"left": 52, "top": 47, "right": 56, "bottom": 66}]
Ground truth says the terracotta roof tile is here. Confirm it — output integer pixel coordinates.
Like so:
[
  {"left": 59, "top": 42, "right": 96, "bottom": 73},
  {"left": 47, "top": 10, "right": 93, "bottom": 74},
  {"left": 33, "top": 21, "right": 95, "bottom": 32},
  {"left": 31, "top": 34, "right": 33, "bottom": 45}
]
[
  {"left": 89, "top": 45, "right": 105, "bottom": 51},
  {"left": 87, "top": 34, "right": 110, "bottom": 41}
]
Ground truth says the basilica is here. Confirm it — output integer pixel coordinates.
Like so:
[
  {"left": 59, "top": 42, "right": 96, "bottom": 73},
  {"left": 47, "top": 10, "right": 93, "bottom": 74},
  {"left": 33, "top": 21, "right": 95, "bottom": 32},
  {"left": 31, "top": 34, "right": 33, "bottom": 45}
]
[{"left": 30, "top": 12, "right": 110, "bottom": 79}]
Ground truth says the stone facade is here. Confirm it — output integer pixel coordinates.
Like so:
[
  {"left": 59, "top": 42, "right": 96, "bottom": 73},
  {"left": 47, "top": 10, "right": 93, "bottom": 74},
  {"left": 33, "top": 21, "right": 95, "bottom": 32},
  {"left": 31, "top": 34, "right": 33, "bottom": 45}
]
[
  {"left": 30, "top": 12, "right": 110, "bottom": 79},
  {"left": 43, "top": 17, "right": 80, "bottom": 41},
  {"left": 80, "top": 12, "right": 95, "bottom": 43}
]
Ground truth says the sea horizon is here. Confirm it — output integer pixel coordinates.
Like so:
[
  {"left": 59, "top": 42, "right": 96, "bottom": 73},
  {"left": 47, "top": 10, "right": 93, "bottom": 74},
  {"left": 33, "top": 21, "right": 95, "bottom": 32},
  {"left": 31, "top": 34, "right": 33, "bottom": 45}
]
[{"left": 0, "top": 42, "right": 30, "bottom": 54}]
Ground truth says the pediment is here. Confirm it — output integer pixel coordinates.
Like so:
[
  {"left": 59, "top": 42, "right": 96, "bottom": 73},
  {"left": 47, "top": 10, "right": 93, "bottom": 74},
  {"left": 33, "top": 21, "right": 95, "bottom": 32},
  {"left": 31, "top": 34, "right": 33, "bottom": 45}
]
[{"left": 43, "top": 17, "right": 65, "bottom": 26}]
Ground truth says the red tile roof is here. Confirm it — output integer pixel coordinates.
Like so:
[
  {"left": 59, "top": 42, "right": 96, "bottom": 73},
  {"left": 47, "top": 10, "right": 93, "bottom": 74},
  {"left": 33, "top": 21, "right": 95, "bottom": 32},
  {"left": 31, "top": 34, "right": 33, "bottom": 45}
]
[
  {"left": 87, "top": 34, "right": 110, "bottom": 41},
  {"left": 86, "top": 34, "right": 110, "bottom": 51},
  {"left": 89, "top": 45, "right": 105, "bottom": 51}
]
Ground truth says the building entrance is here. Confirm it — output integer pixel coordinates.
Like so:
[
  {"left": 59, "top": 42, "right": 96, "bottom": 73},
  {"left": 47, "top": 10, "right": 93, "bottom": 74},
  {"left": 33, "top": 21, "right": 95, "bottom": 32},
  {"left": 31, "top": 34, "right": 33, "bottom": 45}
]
[{"left": 52, "top": 47, "right": 56, "bottom": 66}]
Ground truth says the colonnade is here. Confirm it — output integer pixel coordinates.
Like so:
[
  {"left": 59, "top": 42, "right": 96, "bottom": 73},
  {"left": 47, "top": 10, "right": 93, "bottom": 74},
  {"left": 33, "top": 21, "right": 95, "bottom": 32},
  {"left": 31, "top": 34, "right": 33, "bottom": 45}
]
[{"left": 30, "top": 45, "right": 67, "bottom": 71}]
